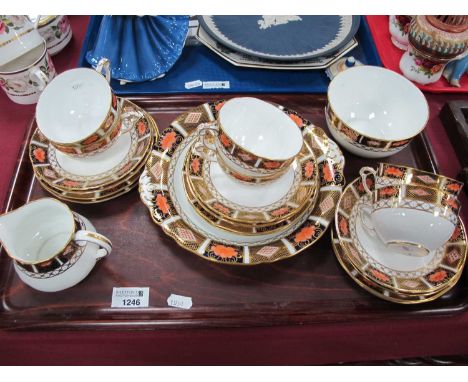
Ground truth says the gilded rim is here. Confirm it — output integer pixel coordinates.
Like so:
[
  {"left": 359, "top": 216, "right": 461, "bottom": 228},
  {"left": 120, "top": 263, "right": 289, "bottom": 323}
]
[
  {"left": 327, "top": 65, "right": 430, "bottom": 142},
  {"left": 215, "top": 152, "right": 289, "bottom": 184},
  {"left": 378, "top": 162, "right": 463, "bottom": 196},
  {"left": 371, "top": 183, "right": 460, "bottom": 220},
  {"left": 36, "top": 152, "right": 149, "bottom": 201},
  {"left": 35, "top": 129, "right": 155, "bottom": 202},
  {"left": 0, "top": 197, "right": 76, "bottom": 265},
  {"left": 36, "top": 15, "right": 59, "bottom": 28}
]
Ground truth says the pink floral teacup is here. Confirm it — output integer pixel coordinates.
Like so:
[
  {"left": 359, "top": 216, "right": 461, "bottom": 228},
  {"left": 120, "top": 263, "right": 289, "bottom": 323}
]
[{"left": 0, "top": 39, "right": 56, "bottom": 104}]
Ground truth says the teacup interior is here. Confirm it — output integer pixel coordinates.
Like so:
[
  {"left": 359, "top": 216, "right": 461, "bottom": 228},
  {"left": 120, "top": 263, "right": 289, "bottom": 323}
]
[
  {"left": 328, "top": 66, "right": 429, "bottom": 140},
  {"left": 36, "top": 68, "right": 111, "bottom": 143},
  {"left": 371, "top": 208, "right": 455, "bottom": 253},
  {"left": 219, "top": 97, "right": 303, "bottom": 160},
  {"left": 0, "top": 199, "right": 75, "bottom": 264},
  {"left": 0, "top": 43, "right": 45, "bottom": 73}
]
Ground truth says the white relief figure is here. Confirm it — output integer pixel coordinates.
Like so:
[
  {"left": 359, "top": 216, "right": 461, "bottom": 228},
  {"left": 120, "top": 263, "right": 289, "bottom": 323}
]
[{"left": 257, "top": 16, "right": 302, "bottom": 30}]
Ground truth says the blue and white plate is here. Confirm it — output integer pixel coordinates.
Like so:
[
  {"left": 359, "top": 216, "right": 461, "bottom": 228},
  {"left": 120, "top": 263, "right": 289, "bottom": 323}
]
[
  {"left": 86, "top": 16, "right": 189, "bottom": 83},
  {"left": 198, "top": 16, "right": 360, "bottom": 61}
]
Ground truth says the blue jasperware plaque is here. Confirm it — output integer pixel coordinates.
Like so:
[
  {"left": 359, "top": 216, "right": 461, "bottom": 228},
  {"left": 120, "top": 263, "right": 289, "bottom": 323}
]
[{"left": 198, "top": 16, "right": 360, "bottom": 61}]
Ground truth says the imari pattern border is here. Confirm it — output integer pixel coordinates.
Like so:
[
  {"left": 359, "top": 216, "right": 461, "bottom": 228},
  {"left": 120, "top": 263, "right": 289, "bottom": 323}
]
[
  {"left": 331, "top": 227, "right": 463, "bottom": 304},
  {"left": 334, "top": 176, "right": 467, "bottom": 295},
  {"left": 16, "top": 214, "right": 87, "bottom": 278},
  {"left": 139, "top": 101, "right": 345, "bottom": 265},
  {"left": 30, "top": 98, "right": 155, "bottom": 192},
  {"left": 325, "top": 105, "right": 412, "bottom": 152}
]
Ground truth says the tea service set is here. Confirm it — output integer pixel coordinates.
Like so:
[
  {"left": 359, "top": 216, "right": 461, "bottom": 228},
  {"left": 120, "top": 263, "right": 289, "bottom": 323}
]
[
  {"left": 0, "top": 15, "right": 73, "bottom": 104},
  {"left": 0, "top": 46, "right": 465, "bottom": 303}
]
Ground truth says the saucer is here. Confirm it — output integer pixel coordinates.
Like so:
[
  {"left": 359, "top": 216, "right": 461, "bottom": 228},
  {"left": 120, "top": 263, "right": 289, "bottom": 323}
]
[
  {"left": 183, "top": 136, "right": 319, "bottom": 236},
  {"left": 185, "top": 128, "right": 319, "bottom": 226},
  {"left": 30, "top": 98, "right": 156, "bottom": 192},
  {"left": 37, "top": 157, "right": 147, "bottom": 203},
  {"left": 139, "top": 101, "right": 345, "bottom": 265},
  {"left": 333, "top": 175, "right": 467, "bottom": 296},
  {"left": 331, "top": 228, "right": 463, "bottom": 304}
]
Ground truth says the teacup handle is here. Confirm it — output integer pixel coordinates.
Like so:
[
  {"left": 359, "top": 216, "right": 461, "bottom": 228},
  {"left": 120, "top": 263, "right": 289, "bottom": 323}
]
[
  {"left": 359, "top": 166, "right": 377, "bottom": 196},
  {"left": 358, "top": 204, "right": 377, "bottom": 237},
  {"left": 74, "top": 230, "right": 112, "bottom": 260},
  {"left": 192, "top": 122, "right": 219, "bottom": 162},
  {"left": 30, "top": 68, "right": 50, "bottom": 91},
  {"left": 95, "top": 58, "right": 111, "bottom": 83}
]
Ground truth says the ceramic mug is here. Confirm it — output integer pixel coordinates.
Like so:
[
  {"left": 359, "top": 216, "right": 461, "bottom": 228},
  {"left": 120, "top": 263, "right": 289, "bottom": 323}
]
[
  {"left": 389, "top": 15, "right": 413, "bottom": 50},
  {"left": 0, "top": 198, "right": 112, "bottom": 292},
  {"left": 31, "top": 15, "right": 73, "bottom": 55},
  {"left": 194, "top": 97, "right": 304, "bottom": 182},
  {"left": 0, "top": 15, "right": 43, "bottom": 67},
  {"left": 359, "top": 167, "right": 459, "bottom": 257},
  {"left": 326, "top": 65, "right": 429, "bottom": 158},
  {"left": 36, "top": 58, "right": 128, "bottom": 157},
  {"left": 0, "top": 40, "right": 56, "bottom": 104}
]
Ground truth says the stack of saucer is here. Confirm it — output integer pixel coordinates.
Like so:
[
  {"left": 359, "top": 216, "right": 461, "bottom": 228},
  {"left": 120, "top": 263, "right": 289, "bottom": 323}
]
[
  {"left": 29, "top": 61, "right": 158, "bottom": 203},
  {"left": 140, "top": 97, "right": 346, "bottom": 265},
  {"left": 332, "top": 163, "right": 466, "bottom": 304}
]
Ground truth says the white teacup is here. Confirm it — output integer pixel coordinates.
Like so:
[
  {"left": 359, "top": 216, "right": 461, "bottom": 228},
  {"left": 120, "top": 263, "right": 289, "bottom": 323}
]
[
  {"left": 195, "top": 97, "right": 304, "bottom": 182},
  {"left": 0, "top": 15, "right": 43, "bottom": 67},
  {"left": 0, "top": 198, "right": 112, "bottom": 292},
  {"left": 0, "top": 40, "right": 56, "bottom": 104},
  {"left": 36, "top": 59, "right": 127, "bottom": 157},
  {"left": 359, "top": 167, "right": 459, "bottom": 257},
  {"left": 326, "top": 66, "right": 429, "bottom": 158}
]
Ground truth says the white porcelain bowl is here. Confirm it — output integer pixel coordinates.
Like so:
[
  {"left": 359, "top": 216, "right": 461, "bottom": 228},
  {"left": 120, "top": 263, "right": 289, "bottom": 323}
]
[{"left": 327, "top": 65, "right": 429, "bottom": 158}]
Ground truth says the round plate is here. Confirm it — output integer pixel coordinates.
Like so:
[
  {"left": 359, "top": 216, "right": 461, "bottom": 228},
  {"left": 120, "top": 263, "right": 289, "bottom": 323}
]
[
  {"left": 139, "top": 100, "right": 345, "bottom": 265},
  {"left": 331, "top": 228, "right": 463, "bottom": 304},
  {"left": 183, "top": 133, "right": 320, "bottom": 236},
  {"left": 30, "top": 99, "right": 155, "bottom": 191},
  {"left": 37, "top": 149, "right": 150, "bottom": 203},
  {"left": 198, "top": 15, "right": 360, "bottom": 61},
  {"left": 333, "top": 176, "right": 467, "bottom": 295}
]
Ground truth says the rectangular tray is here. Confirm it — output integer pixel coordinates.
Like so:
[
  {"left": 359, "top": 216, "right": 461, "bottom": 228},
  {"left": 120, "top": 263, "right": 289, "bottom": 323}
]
[
  {"left": 77, "top": 16, "right": 382, "bottom": 95},
  {"left": 1, "top": 94, "right": 467, "bottom": 331}
]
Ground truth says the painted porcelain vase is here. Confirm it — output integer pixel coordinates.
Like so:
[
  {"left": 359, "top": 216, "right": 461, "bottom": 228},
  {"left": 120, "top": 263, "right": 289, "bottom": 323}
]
[
  {"left": 389, "top": 15, "right": 413, "bottom": 50},
  {"left": 400, "top": 16, "right": 468, "bottom": 85}
]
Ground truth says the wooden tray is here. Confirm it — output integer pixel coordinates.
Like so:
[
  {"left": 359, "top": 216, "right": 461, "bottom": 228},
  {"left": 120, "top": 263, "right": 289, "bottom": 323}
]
[{"left": 1, "top": 94, "right": 467, "bottom": 331}]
